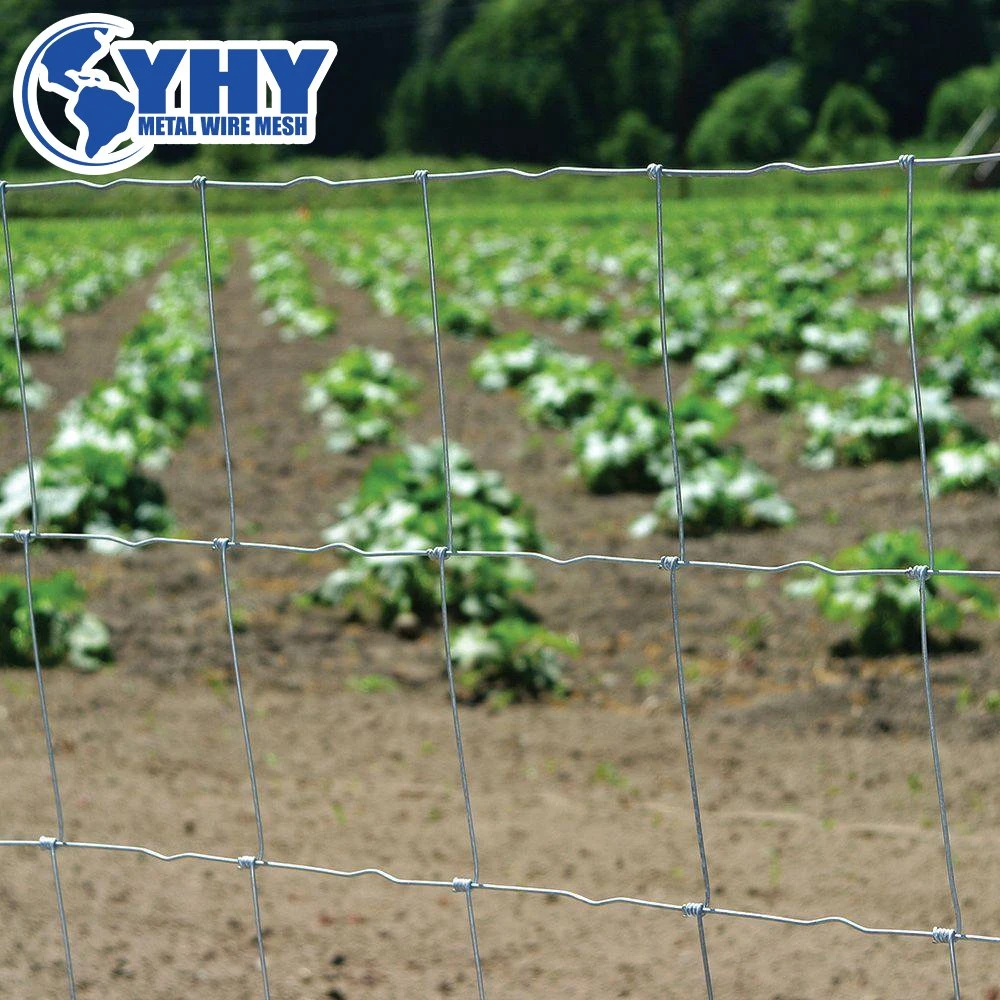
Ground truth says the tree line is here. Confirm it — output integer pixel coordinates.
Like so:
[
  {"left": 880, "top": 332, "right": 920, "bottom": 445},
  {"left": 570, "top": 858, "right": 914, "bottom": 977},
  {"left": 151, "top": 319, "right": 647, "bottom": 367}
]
[{"left": 1, "top": 0, "right": 999, "bottom": 169}]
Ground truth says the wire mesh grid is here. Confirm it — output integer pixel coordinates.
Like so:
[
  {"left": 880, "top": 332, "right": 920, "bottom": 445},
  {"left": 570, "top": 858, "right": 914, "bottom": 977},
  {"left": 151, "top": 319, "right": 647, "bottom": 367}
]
[{"left": 2, "top": 153, "right": 1000, "bottom": 999}]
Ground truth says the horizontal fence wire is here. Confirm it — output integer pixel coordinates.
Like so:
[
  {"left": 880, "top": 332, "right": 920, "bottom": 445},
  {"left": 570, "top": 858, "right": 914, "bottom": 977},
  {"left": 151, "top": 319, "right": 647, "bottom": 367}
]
[{"left": 2, "top": 151, "right": 1000, "bottom": 999}]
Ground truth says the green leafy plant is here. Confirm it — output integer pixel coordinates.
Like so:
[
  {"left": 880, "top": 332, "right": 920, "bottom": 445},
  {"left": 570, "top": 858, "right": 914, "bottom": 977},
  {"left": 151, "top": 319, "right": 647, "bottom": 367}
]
[
  {"left": 631, "top": 454, "right": 794, "bottom": 537},
  {"left": 250, "top": 234, "right": 337, "bottom": 340},
  {"left": 786, "top": 531, "right": 997, "bottom": 655},
  {"left": 687, "top": 339, "right": 798, "bottom": 410},
  {"left": 0, "top": 248, "right": 229, "bottom": 542},
  {"left": 312, "top": 441, "right": 573, "bottom": 700},
  {"left": 470, "top": 330, "right": 558, "bottom": 390},
  {"left": 572, "top": 393, "right": 734, "bottom": 494},
  {"left": 801, "top": 376, "right": 974, "bottom": 469},
  {"left": 450, "top": 620, "right": 576, "bottom": 702},
  {"left": 0, "top": 348, "right": 49, "bottom": 410},
  {"left": 304, "top": 346, "right": 419, "bottom": 452},
  {"left": 315, "top": 441, "right": 541, "bottom": 624},
  {"left": 0, "top": 571, "right": 111, "bottom": 671},
  {"left": 521, "top": 354, "right": 626, "bottom": 429},
  {"left": 932, "top": 442, "right": 1000, "bottom": 495},
  {"left": 601, "top": 309, "right": 708, "bottom": 365}
]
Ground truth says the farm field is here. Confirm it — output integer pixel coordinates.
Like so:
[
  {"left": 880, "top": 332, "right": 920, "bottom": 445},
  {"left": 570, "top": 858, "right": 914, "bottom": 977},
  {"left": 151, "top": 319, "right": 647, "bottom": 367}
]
[{"left": 2, "top": 174, "right": 1000, "bottom": 998}]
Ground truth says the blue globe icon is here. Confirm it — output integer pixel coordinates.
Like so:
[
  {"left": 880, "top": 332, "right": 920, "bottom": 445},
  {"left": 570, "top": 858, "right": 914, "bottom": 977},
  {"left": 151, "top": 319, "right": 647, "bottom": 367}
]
[{"left": 14, "top": 14, "right": 154, "bottom": 174}]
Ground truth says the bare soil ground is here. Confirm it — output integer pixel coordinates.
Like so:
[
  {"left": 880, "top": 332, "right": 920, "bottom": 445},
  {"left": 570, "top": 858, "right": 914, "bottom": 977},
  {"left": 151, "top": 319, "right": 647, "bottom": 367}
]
[{"left": 2, "top": 235, "right": 1000, "bottom": 998}]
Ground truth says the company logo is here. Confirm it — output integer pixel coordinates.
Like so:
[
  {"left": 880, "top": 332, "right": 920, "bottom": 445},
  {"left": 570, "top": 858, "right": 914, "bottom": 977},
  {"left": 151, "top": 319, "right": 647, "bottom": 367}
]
[{"left": 14, "top": 13, "right": 337, "bottom": 175}]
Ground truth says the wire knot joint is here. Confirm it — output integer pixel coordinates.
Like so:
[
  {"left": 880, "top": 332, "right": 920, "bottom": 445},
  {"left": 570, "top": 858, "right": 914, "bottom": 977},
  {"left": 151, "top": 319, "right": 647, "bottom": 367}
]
[
  {"left": 452, "top": 877, "right": 473, "bottom": 894},
  {"left": 898, "top": 153, "right": 915, "bottom": 172},
  {"left": 236, "top": 855, "right": 257, "bottom": 870},
  {"left": 413, "top": 169, "right": 429, "bottom": 184},
  {"left": 39, "top": 835, "right": 58, "bottom": 851},
  {"left": 906, "top": 564, "right": 931, "bottom": 583},
  {"left": 191, "top": 174, "right": 207, "bottom": 189},
  {"left": 12, "top": 529, "right": 32, "bottom": 545},
  {"left": 428, "top": 545, "right": 451, "bottom": 562},
  {"left": 932, "top": 926, "right": 956, "bottom": 944},
  {"left": 646, "top": 163, "right": 662, "bottom": 181},
  {"left": 659, "top": 555, "right": 681, "bottom": 572},
  {"left": 681, "top": 901, "right": 706, "bottom": 918},
  {"left": 212, "top": 537, "right": 232, "bottom": 552}
]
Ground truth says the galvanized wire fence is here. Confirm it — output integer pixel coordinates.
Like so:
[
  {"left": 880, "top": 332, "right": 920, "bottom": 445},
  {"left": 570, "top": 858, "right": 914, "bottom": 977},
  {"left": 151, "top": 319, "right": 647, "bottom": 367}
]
[{"left": 3, "top": 154, "right": 1000, "bottom": 999}]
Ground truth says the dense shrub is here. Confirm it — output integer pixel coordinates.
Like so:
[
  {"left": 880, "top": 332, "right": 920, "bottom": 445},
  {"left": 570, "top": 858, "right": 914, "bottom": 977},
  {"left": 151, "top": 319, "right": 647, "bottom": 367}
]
[
  {"left": 596, "top": 110, "right": 673, "bottom": 166},
  {"left": 803, "top": 83, "right": 891, "bottom": 163},
  {"left": 790, "top": 0, "right": 990, "bottom": 138},
  {"left": 925, "top": 64, "right": 1000, "bottom": 140},
  {"left": 386, "top": 0, "right": 679, "bottom": 162},
  {"left": 687, "top": 65, "right": 811, "bottom": 166}
]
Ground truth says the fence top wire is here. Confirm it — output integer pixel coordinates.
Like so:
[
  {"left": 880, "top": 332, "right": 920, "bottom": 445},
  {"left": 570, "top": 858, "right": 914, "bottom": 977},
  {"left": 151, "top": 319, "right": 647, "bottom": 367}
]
[
  {"left": 4, "top": 147, "right": 1000, "bottom": 193},
  {"left": 3, "top": 149, "right": 1000, "bottom": 1000}
]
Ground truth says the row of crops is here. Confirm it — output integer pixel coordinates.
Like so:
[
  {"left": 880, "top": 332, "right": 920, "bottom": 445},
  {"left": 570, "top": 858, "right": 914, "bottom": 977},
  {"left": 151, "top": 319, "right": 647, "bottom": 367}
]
[
  {"left": 283, "top": 200, "right": 998, "bottom": 688},
  {"left": 0, "top": 228, "right": 226, "bottom": 670},
  {"left": 1, "top": 196, "right": 998, "bottom": 696},
  {"left": 1, "top": 237, "right": 166, "bottom": 411}
]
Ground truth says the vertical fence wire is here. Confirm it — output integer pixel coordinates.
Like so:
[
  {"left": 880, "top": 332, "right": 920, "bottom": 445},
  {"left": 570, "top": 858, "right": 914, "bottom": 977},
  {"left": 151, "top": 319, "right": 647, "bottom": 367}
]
[
  {"left": 416, "top": 169, "right": 455, "bottom": 550},
  {"left": 41, "top": 837, "right": 77, "bottom": 1000},
  {"left": 899, "top": 155, "right": 936, "bottom": 569},
  {"left": 416, "top": 167, "right": 487, "bottom": 995},
  {"left": 917, "top": 573, "right": 964, "bottom": 936},
  {"left": 664, "top": 559, "right": 714, "bottom": 998},
  {"left": 649, "top": 165, "right": 687, "bottom": 562},
  {"left": 195, "top": 175, "right": 238, "bottom": 542},
  {"left": 900, "top": 155, "right": 964, "bottom": 998},
  {"left": 435, "top": 549, "right": 487, "bottom": 999},
  {"left": 239, "top": 857, "right": 272, "bottom": 999},
  {"left": 15, "top": 531, "right": 66, "bottom": 840},
  {"left": 215, "top": 538, "right": 266, "bottom": 862},
  {"left": 0, "top": 183, "right": 39, "bottom": 532}
]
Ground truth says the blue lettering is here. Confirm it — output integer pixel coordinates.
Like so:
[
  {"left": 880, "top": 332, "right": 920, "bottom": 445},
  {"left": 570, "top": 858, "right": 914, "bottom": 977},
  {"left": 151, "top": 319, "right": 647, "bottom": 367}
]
[
  {"left": 189, "top": 49, "right": 257, "bottom": 115},
  {"left": 117, "top": 47, "right": 186, "bottom": 114},
  {"left": 261, "top": 48, "right": 330, "bottom": 114}
]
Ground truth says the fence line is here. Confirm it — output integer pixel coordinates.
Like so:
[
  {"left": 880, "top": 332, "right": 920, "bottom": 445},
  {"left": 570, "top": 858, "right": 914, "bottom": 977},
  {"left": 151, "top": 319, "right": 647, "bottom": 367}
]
[{"left": 2, "top": 152, "right": 999, "bottom": 998}]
